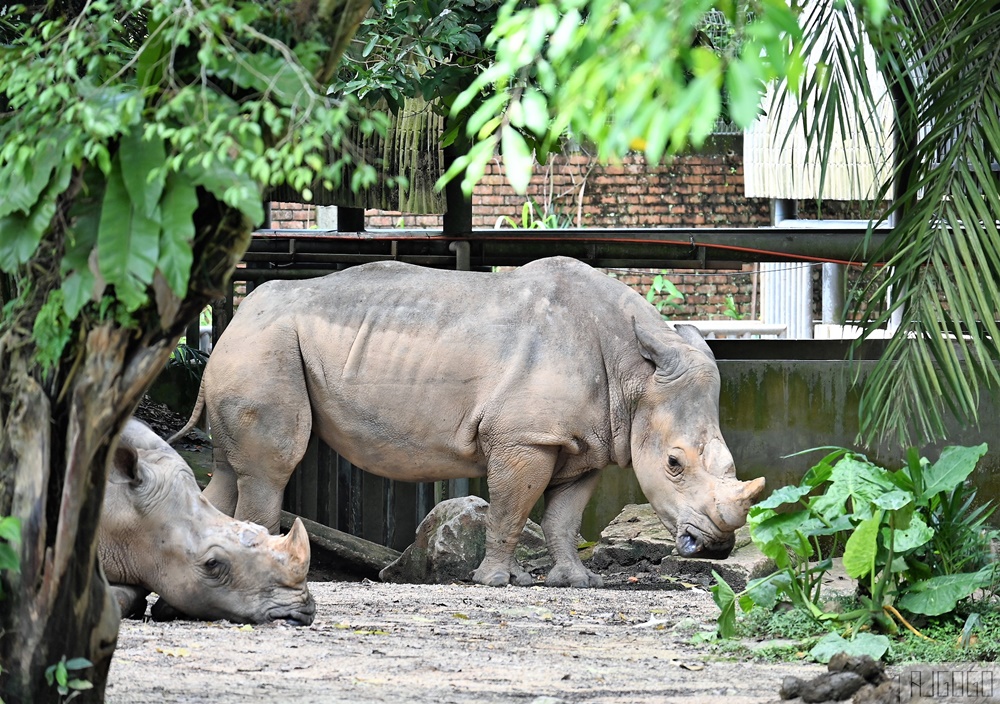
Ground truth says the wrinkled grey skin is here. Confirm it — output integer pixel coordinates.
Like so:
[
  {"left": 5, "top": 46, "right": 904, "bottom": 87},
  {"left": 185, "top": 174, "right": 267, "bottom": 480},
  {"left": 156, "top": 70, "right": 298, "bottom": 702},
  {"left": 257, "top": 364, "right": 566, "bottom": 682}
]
[
  {"left": 176, "top": 257, "right": 764, "bottom": 588},
  {"left": 100, "top": 419, "right": 315, "bottom": 624}
]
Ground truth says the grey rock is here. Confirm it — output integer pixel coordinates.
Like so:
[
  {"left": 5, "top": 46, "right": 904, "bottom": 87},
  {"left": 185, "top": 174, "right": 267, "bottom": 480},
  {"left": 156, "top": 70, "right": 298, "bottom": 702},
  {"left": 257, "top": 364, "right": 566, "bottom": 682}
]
[
  {"left": 589, "top": 503, "right": 676, "bottom": 570},
  {"left": 380, "top": 496, "right": 550, "bottom": 584},
  {"left": 780, "top": 676, "right": 806, "bottom": 699},
  {"left": 801, "top": 671, "right": 866, "bottom": 702}
]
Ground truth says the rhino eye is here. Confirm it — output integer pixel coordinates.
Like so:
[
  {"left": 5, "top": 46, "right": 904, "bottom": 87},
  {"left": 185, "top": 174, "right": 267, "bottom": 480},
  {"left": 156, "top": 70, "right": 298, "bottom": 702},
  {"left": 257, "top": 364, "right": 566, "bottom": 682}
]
[
  {"left": 202, "top": 557, "right": 229, "bottom": 579},
  {"left": 666, "top": 455, "right": 683, "bottom": 475}
]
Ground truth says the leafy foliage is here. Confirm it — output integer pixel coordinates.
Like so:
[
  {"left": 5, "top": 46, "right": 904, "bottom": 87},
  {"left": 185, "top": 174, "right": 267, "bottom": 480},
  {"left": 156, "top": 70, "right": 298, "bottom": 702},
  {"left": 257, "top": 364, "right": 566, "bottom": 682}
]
[
  {"left": 44, "top": 656, "right": 92, "bottom": 701},
  {"left": 331, "top": 0, "right": 502, "bottom": 113},
  {"left": 0, "top": 0, "right": 374, "bottom": 373},
  {"left": 645, "top": 274, "right": 686, "bottom": 315},
  {"left": 713, "top": 445, "right": 998, "bottom": 645}
]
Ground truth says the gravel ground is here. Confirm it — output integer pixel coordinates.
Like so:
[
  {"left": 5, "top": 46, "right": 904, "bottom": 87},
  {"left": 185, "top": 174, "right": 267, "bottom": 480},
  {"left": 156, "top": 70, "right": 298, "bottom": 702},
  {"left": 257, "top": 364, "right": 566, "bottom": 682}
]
[{"left": 105, "top": 578, "right": 825, "bottom": 704}]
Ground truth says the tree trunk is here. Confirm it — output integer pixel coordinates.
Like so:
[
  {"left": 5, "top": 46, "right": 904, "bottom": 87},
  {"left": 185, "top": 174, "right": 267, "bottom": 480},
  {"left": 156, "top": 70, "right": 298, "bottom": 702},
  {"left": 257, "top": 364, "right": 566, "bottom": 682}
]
[{"left": 0, "top": 202, "right": 252, "bottom": 703}]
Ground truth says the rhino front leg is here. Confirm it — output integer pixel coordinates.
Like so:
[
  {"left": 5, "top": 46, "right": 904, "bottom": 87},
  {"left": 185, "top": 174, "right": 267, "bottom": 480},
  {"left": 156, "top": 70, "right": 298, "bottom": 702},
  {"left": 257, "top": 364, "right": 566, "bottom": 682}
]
[
  {"left": 473, "top": 446, "right": 556, "bottom": 587},
  {"left": 110, "top": 584, "right": 151, "bottom": 619},
  {"left": 542, "top": 470, "right": 604, "bottom": 588}
]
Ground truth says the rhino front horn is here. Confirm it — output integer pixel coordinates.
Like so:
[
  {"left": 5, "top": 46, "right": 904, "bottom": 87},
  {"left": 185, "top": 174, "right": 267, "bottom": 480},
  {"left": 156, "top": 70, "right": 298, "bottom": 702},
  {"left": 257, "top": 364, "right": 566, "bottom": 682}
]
[
  {"left": 279, "top": 517, "right": 312, "bottom": 577},
  {"left": 740, "top": 477, "right": 766, "bottom": 504}
]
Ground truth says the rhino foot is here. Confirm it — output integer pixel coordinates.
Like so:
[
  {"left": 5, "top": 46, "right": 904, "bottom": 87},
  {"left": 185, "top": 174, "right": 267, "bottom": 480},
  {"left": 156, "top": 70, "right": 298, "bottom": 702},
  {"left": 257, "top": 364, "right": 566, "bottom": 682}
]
[
  {"left": 546, "top": 564, "right": 604, "bottom": 588},
  {"left": 472, "top": 562, "right": 535, "bottom": 587}
]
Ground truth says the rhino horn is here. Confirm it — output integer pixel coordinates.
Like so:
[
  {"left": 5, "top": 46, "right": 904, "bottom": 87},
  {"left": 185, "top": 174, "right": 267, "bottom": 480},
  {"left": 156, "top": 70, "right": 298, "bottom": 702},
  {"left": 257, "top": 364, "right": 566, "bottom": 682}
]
[
  {"left": 739, "top": 477, "right": 766, "bottom": 504},
  {"left": 278, "top": 517, "right": 311, "bottom": 579}
]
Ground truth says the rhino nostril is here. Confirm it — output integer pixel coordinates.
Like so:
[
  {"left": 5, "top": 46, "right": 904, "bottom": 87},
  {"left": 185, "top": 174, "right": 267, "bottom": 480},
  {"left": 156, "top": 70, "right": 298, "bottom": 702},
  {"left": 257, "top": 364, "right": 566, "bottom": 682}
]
[{"left": 677, "top": 531, "right": 700, "bottom": 557}]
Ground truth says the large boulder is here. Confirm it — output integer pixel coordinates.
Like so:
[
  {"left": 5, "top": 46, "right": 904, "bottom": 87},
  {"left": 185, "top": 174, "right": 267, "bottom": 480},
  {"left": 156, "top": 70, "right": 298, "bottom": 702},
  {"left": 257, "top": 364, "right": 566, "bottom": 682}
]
[{"left": 380, "top": 496, "right": 551, "bottom": 584}]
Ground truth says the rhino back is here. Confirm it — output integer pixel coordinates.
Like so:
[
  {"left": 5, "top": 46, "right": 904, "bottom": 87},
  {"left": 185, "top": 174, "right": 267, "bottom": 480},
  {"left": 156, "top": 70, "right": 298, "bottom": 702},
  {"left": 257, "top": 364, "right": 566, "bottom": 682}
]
[{"left": 212, "top": 258, "right": 657, "bottom": 480}]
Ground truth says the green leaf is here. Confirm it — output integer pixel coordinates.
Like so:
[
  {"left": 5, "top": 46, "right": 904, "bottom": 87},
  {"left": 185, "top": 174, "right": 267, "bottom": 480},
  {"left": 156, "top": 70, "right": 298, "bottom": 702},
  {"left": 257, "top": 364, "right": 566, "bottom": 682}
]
[
  {"left": 63, "top": 657, "right": 92, "bottom": 671},
  {"left": 811, "top": 456, "right": 895, "bottom": 521},
  {"left": 884, "top": 514, "right": 933, "bottom": 554},
  {"left": 752, "top": 484, "right": 812, "bottom": 510},
  {"left": 97, "top": 155, "right": 160, "bottom": 310},
  {"left": 158, "top": 175, "right": 198, "bottom": 297},
  {"left": 0, "top": 543, "right": 20, "bottom": 573},
  {"left": 0, "top": 517, "right": 21, "bottom": 543},
  {"left": 189, "top": 163, "right": 263, "bottom": 226},
  {"left": 809, "top": 632, "right": 890, "bottom": 663},
  {"left": 920, "top": 444, "right": 988, "bottom": 501},
  {"left": 872, "top": 490, "right": 911, "bottom": 511},
  {"left": 842, "top": 510, "right": 882, "bottom": 579},
  {"left": 500, "top": 125, "right": 533, "bottom": 195},
  {"left": 725, "top": 57, "right": 763, "bottom": 128},
  {"left": 895, "top": 568, "right": 994, "bottom": 616},
  {"left": 710, "top": 570, "right": 737, "bottom": 639},
  {"left": 119, "top": 129, "right": 166, "bottom": 216},
  {"left": 0, "top": 135, "right": 63, "bottom": 218}
]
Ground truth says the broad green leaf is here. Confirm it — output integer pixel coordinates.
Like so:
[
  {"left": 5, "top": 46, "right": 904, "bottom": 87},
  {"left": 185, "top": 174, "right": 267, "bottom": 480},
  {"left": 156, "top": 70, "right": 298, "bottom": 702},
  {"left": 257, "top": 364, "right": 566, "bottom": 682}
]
[
  {"left": 0, "top": 135, "right": 63, "bottom": 218},
  {"left": 920, "top": 444, "right": 988, "bottom": 502},
  {"left": 0, "top": 161, "right": 73, "bottom": 273},
  {"left": 811, "top": 456, "right": 895, "bottom": 521},
  {"left": 752, "top": 484, "right": 811, "bottom": 510},
  {"left": 0, "top": 517, "right": 20, "bottom": 542},
  {"left": 809, "top": 632, "right": 890, "bottom": 663},
  {"left": 500, "top": 125, "right": 533, "bottom": 195},
  {"left": 895, "top": 568, "right": 994, "bottom": 616},
  {"left": 0, "top": 543, "right": 19, "bottom": 572},
  {"left": 119, "top": 129, "right": 166, "bottom": 216},
  {"left": 872, "top": 490, "right": 911, "bottom": 511},
  {"left": 64, "top": 658, "right": 92, "bottom": 670},
  {"left": 158, "top": 175, "right": 198, "bottom": 297},
  {"left": 61, "top": 270, "right": 97, "bottom": 320},
  {"left": 842, "top": 510, "right": 882, "bottom": 579},
  {"left": 725, "top": 57, "right": 763, "bottom": 128},
  {"left": 519, "top": 89, "right": 550, "bottom": 137},
  {"left": 189, "top": 163, "right": 264, "bottom": 226},
  {"left": 710, "top": 571, "right": 737, "bottom": 639},
  {"left": 883, "top": 514, "right": 933, "bottom": 554}
]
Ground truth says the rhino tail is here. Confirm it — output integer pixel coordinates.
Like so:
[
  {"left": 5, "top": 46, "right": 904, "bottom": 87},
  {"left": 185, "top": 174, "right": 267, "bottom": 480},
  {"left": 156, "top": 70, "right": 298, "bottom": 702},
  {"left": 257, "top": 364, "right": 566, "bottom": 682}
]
[{"left": 167, "top": 375, "right": 206, "bottom": 445}]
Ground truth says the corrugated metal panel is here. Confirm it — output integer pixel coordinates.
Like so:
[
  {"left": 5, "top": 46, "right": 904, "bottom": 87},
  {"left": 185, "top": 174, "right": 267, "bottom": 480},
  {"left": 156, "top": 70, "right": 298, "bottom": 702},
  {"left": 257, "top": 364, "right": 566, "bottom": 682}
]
[
  {"left": 760, "top": 262, "right": 814, "bottom": 339},
  {"left": 743, "top": 5, "right": 895, "bottom": 201}
]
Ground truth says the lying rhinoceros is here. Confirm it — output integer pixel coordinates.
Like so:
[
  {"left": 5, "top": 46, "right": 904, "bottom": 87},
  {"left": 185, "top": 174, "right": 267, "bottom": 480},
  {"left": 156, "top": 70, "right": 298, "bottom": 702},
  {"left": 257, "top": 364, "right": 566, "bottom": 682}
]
[
  {"left": 101, "top": 419, "right": 315, "bottom": 624},
  {"left": 173, "top": 256, "right": 764, "bottom": 588}
]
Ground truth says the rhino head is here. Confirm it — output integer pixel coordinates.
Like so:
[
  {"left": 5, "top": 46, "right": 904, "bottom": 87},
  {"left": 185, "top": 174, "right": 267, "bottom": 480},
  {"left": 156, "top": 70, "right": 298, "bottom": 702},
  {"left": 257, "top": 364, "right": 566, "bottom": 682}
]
[
  {"left": 100, "top": 420, "right": 315, "bottom": 625},
  {"left": 629, "top": 322, "right": 765, "bottom": 559}
]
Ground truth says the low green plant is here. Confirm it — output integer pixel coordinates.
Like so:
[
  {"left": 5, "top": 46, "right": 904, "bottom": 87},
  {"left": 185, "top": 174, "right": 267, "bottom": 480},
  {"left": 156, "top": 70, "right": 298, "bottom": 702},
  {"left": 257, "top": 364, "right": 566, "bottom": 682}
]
[
  {"left": 713, "top": 444, "right": 998, "bottom": 651},
  {"left": 645, "top": 274, "right": 685, "bottom": 314},
  {"left": 499, "top": 200, "right": 572, "bottom": 229},
  {"left": 44, "top": 656, "right": 92, "bottom": 701},
  {"left": 722, "top": 294, "right": 744, "bottom": 320}
]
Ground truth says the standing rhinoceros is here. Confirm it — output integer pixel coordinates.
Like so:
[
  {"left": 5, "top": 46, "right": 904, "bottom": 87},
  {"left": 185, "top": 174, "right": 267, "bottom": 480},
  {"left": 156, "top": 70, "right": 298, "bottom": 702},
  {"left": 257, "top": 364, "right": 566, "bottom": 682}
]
[
  {"left": 101, "top": 419, "right": 315, "bottom": 624},
  {"left": 174, "top": 256, "right": 764, "bottom": 588}
]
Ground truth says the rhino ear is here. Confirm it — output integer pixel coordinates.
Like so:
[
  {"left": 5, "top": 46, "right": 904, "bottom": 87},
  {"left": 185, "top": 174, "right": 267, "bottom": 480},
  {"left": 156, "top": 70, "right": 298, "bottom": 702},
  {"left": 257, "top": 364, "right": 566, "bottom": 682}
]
[
  {"left": 633, "top": 318, "right": 683, "bottom": 378},
  {"left": 109, "top": 445, "right": 141, "bottom": 485},
  {"left": 673, "top": 323, "right": 715, "bottom": 361}
]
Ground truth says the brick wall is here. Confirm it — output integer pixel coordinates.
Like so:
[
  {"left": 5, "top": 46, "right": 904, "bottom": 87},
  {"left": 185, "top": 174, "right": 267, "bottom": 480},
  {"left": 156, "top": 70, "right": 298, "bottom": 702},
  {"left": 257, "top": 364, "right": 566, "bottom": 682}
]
[{"left": 266, "top": 139, "right": 869, "bottom": 322}]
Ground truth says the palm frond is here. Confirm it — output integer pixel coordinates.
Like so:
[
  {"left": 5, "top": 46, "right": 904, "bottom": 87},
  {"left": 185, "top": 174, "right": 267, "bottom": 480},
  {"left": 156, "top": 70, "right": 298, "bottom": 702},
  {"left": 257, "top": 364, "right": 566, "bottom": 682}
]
[{"left": 854, "top": 0, "right": 1000, "bottom": 446}]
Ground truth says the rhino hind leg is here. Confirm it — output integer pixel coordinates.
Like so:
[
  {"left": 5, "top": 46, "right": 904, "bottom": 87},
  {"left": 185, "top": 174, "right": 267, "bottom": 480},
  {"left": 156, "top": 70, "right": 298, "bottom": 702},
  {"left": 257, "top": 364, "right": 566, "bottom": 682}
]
[
  {"left": 541, "top": 470, "right": 604, "bottom": 588},
  {"left": 473, "top": 446, "right": 557, "bottom": 587}
]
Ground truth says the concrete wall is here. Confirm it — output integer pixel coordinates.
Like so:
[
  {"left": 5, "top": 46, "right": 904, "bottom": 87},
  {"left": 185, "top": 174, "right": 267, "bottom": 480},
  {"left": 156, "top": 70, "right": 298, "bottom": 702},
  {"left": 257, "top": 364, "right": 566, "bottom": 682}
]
[{"left": 576, "top": 350, "right": 1000, "bottom": 540}]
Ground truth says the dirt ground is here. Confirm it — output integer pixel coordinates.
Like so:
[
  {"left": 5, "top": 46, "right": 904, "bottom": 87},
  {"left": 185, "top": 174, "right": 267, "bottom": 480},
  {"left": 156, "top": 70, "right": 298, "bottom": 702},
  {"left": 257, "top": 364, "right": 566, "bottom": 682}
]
[{"left": 104, "top": 575, "right": 826, "bottom": 704}]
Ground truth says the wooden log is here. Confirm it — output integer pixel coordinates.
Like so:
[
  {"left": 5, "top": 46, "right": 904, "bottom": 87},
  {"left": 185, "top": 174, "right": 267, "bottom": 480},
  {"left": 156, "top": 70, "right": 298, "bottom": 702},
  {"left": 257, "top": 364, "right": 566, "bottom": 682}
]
[{"left": 280, "top": 511, "right": 401, "bottom": 581}]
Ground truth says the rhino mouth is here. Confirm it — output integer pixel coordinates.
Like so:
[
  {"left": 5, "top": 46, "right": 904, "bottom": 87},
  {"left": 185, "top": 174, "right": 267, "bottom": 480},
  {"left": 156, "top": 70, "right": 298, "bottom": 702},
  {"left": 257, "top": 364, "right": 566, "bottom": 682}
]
[
  {"left": 265, "top": 597, "right": 316, "bottom": 627},
  {"left": 676, "top": 528, "right": 735, "bottom": 560}
]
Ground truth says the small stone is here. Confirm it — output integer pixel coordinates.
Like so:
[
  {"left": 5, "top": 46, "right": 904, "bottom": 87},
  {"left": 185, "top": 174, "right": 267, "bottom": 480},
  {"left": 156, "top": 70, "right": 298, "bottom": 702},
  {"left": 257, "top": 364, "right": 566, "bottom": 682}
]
[
  {"left": 779, "top": 676, "right": 805, "bottom": 699},
  {"left": 827, "top": 653, "right": 885, "bottom": 684}
]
